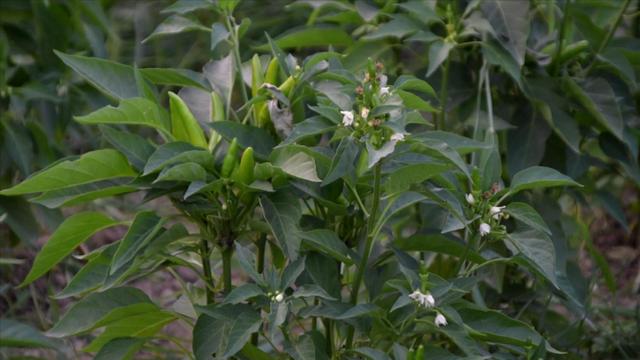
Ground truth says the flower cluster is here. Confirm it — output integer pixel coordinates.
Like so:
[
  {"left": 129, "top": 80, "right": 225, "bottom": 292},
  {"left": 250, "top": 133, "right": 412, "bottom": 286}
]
[
  {"left": 338, "top": 60, "right": 405, "bottom": 148},
  {"left": 465, "top": 185, "right": 509, "bottom": 239},
  {"left": 408, "top": 289, "right": 435, "bottom": 308},
  {"left": 267, "top": 290, "right": 284, "bottom": 303},
  {"left": 408, "top": 289, "right": 448, "bottom": 327}
]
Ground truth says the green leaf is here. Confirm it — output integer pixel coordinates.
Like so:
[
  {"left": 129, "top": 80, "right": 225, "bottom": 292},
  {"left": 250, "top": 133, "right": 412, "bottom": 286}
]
[
  {"left": 222, "top": 310, "right": 262, "bottom": 358},
  {"left": 504, "top": 202, "right": 551, "bottom": 235},
  {"left": 395, "top": 234, "right": 485, "bottom": 263},
  {"left": 48, "top": 287, "right": 152, "bottom": 337},
  {"left": 354, "top": 347, "right": 391, "bottom": 360},
  {"left": 565, "top": 77, "right": 625, "bottom": 142},
  {"left": 260, "top": 194, "right": 302, "bottom": 260},
  {"left": 20, "top": 212, "right": 121, "bottom": 286},
  {"left": 274, "top": 152, "right": 322, "bottom": 182},
  {"left": 300, "top": 229, "right": 354, "bottom": 265},
  {"left": 322, "top": 136, "right": 359, "bottom": 185},
  {"left": 283, "top": 117, "right": 336, "bottom": 145},
  {"left": 411, "top": 139, "right": 471, "bottom": 179},
  {"left": 94, "top": 338, "right": 145, "bottom": 360},
  {"left": 1, "top": 149, "right": 137, "bottom": 196},
  {"left": 193, "top": 314, "right": 227, "bottom": 360},
  {"left": 110, "top": 212, "right": 164, "bottom": 274},
  {"left": 209, "top": 121, "right": 276, "bottom": 159},
  {"left": 54, "top": 245, "right": 115, "bottom": 299},
  {"left": 101, "top": 126, "right": 157, "bottom": 171},
  {"left": 55, "top": 50, "right": 147, "bottom": 100},
  {"left": 362, "top": 14, "right": 420, "bottom": 40},
  {"left": 144, "top": 141, "right": 214, "bottom": 175},
  {"left": 482, "top": 40, "right": 521, "bottom": 86},
  {"left": 508, "top": 166, "right": 581, "bottom": 196},
  {"left": 259, "top": 27, "right": 353, "bottom": 50},
  {"left": 427, "top": 39, "right": 454, "bottom": 77},
  {"left": 75, "top": 98, "right": 171, "bottom": 138},
  {"left": 154, "top": 162, "right": 208, "bottom": 183},
  {"left": 394, "top": 75, "right": 436, "bottom": 97},
  {"left": 413, "top": 131, "right": 490, "bottom": 154},
  {"left": 141, "top": 68, "right": 211, "bottom": 91},
  {"left": 507, "top": 229, "right": 556, "bottom": 284},
  {"left": 480, "top": 0, "right": 529, "bottom": 67},
  {"left": 292, "top": 284, "right": 336, "bottom": 301},
  {"left": 384, "top": 163, "right": 450, "bottom": 194},
  {"left": 459, "top": 307, "right": 543, "bottom": 347},
  {"left": 143, "top": 15, "right": 209, "bottom": 43},
  {"left": 0, "top": 319, "right": 58, "bottom": 349},
  {"left": 398, "top": 89, "right": 438, "bottom": 112},
  {"left": 31, "top": 179, "right": 136, "bottom": 209},
  {"left": 223, "top": 284, "right": 265, "bottom": 304},
  {"left": 84, "top": 310, "right": 176, "bottom": 352}
]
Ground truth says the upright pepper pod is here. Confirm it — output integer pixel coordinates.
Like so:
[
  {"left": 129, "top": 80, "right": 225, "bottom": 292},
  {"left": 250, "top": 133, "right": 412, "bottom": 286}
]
[
  {"left": 233, "top": 147, "right": 255, "bottom": 185},
  {"left": 221, "top": 138, "right": 239, "bottom": 178},
  {"left": 168, "top": 91, "right": 208, "bottom": 148},
  {"left": 415, "top": 345, "right": 424, "bottom": 360},
  {"left": 208, "top": 91, "right": 225, "bottom": 151}
]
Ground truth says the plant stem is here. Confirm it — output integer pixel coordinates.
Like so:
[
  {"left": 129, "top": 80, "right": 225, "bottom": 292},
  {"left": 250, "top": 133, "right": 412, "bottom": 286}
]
[
  {"left": 551, "top": 0, "right": 570, "bottom": 75},
  {"left": 437, "top": 55, "right": 452, "bottom": 130},
  {"left": 251, "top": 235, "right": 266, "bottom": 346},
  {"left": 199, "top": 238, "right": 215, "bottom": 304},
  {"left": 222, "top": 246, "right": 233, "bottom": 294},
  {"left": 583, "top": 0, "right": 631, "bottom": 75},
  {"left": 346, "top": 162, "right": 382, "bottom": 348},
  {"left": 225, "top": 13, "right": 250, "bottom": 108}
]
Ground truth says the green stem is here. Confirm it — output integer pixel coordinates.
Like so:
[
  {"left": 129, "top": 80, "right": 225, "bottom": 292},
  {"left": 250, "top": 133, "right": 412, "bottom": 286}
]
[
  {"left": 200, "top": 238, "right": 215, "bottom": 304},
  {"left": 251, "top": 235, "right": 266, "bottom": 346},
  {"left": 437, "top": 55, "right": 452, "bottom": 130},
  {"left": 225, "top": 13, "right": 250, "bottom": 107},
  {"left": 346, "top": 162, "right": 382, "bottom": 348},
  {"left": 551, "top": 0, "right": 570, "bottom": 75},
  {"left": 222, "top": 246, "right": 233, "bottom": 294},
  {"left": 583, "top": 0, "right": 631, "bottom": 75}
]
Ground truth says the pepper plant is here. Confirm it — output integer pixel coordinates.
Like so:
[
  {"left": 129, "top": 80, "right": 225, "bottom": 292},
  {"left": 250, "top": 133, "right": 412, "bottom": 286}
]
[{"left": 2, "top": 0, "right": 631, "bottom": 359}]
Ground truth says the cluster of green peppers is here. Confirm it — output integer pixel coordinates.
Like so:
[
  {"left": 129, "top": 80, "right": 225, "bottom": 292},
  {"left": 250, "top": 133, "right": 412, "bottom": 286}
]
[{"left": 251, "top": 55, "right": 297, "bottom": 130}]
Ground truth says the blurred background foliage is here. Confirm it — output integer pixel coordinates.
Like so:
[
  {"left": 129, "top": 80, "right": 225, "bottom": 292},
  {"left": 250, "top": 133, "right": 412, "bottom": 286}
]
[{"left": 1, "top": 0, "right": 638, "bottom": 358}]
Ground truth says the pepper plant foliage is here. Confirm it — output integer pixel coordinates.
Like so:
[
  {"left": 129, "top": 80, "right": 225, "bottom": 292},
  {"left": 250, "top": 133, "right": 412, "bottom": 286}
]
[{"left": 4, "top": 0, "right": 637, "bottom": 358}]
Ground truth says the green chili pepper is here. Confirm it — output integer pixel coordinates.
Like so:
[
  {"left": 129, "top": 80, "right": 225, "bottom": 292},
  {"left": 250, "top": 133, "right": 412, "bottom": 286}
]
[
  {"left": 415, "top": 345, "right": 424, "bottom": 360},
  {"left": 168, "top": 92, "right": 208, "bottom": 148},
  {"left": 233, "top": 147, "right": 255, "bottom": 185},
  {"left": 221, "top": 138, "right": 239, "bottom": 178},
  {"left": 264, "top": 57, "right": 279, "bottom": 86},
  {"left": 208, "top": 91, "right": 224, "bottom": 151},
  {"left": 407, "top": 348, "right": 415, "bottom": 360}
]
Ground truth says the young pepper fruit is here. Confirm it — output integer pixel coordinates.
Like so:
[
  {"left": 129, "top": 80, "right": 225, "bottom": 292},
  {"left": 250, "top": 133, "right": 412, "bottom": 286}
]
[
  {"left": 168, "top": 91, "right": 208, "bottom": 148},
  {"left": 233, "top": 147, "right": 255, "bottom": 185},
  {"left": 221, "top": 138, "right": 239, "bottom": 178}
]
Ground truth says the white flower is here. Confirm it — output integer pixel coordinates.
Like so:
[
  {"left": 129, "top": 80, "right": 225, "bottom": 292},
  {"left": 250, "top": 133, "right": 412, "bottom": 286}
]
[
  {"left": 390, "top": 133, "right": 405, "bottom": 142},
  {"left": 274, "top": 291, "right": 284, "bottom": 302},
  {"left": 408, "top": 290, "right": 435, "bottom": 308},
  {"left": 361, "top": 107, "right": 370, "bottom": 119},
  {"left": 379, "top": 86, "right": 390, "bottom": 96},
  {"left": 340, "top": 110, "right": 354, "bottom": 126},
  {"left": 434, "top": 312, "right": 448, "bottom": 327},
  {"left": 490, "top": 206, "right": 505, "bottom": 220},
  {"left": 479, "top": 222, "right": 491, "bottom": 237},
  {"left": 465, "top": 193, "right": 475, "bottom": 205}
]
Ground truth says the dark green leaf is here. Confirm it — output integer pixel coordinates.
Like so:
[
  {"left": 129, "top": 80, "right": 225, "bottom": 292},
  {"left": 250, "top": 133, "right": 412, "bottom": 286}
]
[
  {"left": 48, "top": 287, "right": 152, "bottom": 337},
  {"left": 20, "top": 212, "right": 121, "bottom": 286},
  {"left": 300, "top": 229, "right": 354, "bottom": 265},
  {"left": 1, "top": 149, "right": 137, "bottom": 196},
  {"left": 209, "top": 121, "right": 276, "bottom": 159}
]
